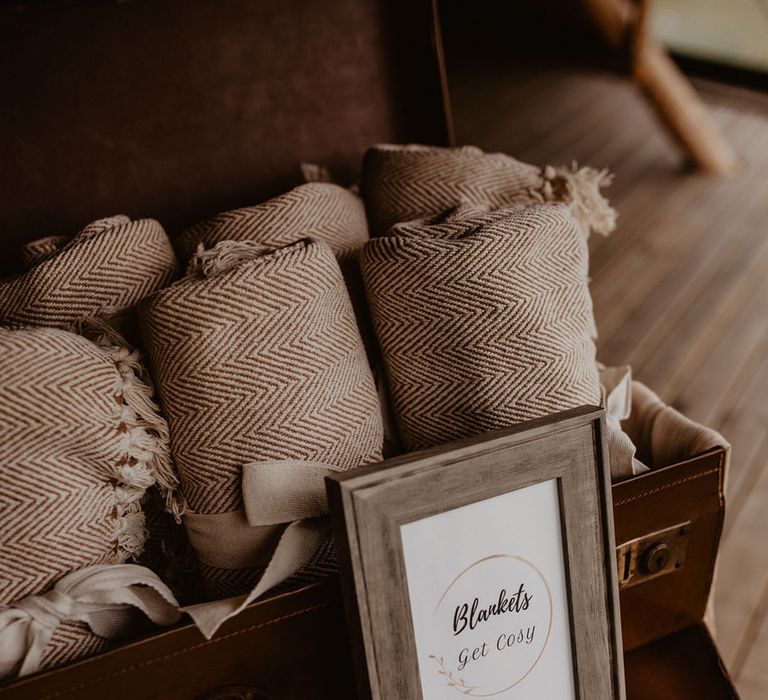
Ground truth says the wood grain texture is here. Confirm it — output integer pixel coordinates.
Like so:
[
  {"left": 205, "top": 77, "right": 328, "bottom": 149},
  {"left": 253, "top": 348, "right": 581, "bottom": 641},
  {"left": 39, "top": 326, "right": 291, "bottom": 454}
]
[
  {"left": 449, "top": 58, "right": 768, "bottom": 698},
  {"left": 327, "top": 407, "right": 624, "bottom": 700}
]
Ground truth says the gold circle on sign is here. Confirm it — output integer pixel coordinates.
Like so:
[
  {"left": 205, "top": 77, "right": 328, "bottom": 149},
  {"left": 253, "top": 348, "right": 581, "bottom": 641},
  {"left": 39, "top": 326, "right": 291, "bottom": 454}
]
[{"left": 431, "top": 553, "right": 555, "bottom": 697}]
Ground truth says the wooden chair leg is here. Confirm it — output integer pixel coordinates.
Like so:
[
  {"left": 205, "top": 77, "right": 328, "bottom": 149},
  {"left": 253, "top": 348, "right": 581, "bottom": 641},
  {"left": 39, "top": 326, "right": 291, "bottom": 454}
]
[
  {"left": 632, "top": 39, "right": 738, "bottom": 174},
  {"left": 583, "top": 0, "right": 738, "bottom": 174}
]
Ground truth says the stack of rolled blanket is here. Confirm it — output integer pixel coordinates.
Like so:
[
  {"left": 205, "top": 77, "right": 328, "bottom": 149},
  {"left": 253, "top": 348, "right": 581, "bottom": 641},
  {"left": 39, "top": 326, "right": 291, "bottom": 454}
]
[
  {"left": 2, "top": 145, "right": 727, "bottom": 678},
  {"left": 0, "top": 216, "right": 182, "bottom": 679}
]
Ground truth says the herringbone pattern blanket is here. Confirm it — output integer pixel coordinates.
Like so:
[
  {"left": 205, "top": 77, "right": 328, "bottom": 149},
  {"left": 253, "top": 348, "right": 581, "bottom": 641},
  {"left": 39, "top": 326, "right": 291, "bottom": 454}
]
[
  {"left": 140, "top": 239, "right": 383, "bottom": 596},
  {"left": 0, "top": 216, "right": 177, "bottom": 330},
  {"left": 0, "top": 326, "right": 173, "bottom": 605},
  {"left": 38, "top": 622, "right": 112, "bottom": 673},
  {"left": 173, "top": 182, "right": 379, "bottom": 384},
  {"left": 362, "top": 144, "right": 616, "bottom": 237},
  {"left": 174, "top": 183, "right": 369, "bottom": 264},
  {"left": 361, "top": 204, "right": 601, "bottom": 450}
]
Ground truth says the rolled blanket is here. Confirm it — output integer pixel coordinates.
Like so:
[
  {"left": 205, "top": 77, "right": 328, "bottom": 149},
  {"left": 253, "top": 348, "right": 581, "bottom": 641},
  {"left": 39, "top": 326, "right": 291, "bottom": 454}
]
[
  {"left": 361, "top": 143, "right": 616, "bottom": 237},
  {"left": 173, "top": 183, "right": 369, "bottom": 264},
  {"left": 140, "top": 239, "right": 383, "bottom": 598},
  {"left": 21, "top": 235, "right": 71, "bottom": 268},
  {"left": 172, "top": 182, "right": 400, "bottom": 453},
  {"left": 0, "top": 326, "right": 176, "bottom": 671},
  {"left": 0, "top": 215, "right": 177, "bottom": 330},
  {"left": 171, "top": 182, "right": 371, "bottom": 347},
  {"left": 361, "top": 204, "right": 601, "bottom": 450}
]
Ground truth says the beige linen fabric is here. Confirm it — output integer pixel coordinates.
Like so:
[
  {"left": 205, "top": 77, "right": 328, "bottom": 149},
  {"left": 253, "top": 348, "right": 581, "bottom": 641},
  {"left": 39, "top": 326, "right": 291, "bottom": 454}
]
[
  {"left": 0, "top": 326, "right": 174, "bottom": 671},
  {"left": 0, "top": 216, "right": 177, "bottom": 330},
  {"left": 140, "top": 239, "right": 383, "bottom": 597},
  {"left": 599, "top": 365, "right": 649, "bottom": 482},
  {"left": 361, "top": 204, "right": 601, "bottom": 450},
  {"left": 624, "top": 381, "right": 729, "bottom": 469},
  {"left": 361, "top": 143, "right": 616, "bottom": 237},
  {"left": 0, "top": 564, "right": 180, "bottom": 680}
]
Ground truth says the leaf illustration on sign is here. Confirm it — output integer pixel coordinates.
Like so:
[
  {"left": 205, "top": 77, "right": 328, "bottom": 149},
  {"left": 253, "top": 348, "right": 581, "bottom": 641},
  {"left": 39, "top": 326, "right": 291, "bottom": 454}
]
[{"left": 429, "top": 655, "right": 478, "bottom": 694}]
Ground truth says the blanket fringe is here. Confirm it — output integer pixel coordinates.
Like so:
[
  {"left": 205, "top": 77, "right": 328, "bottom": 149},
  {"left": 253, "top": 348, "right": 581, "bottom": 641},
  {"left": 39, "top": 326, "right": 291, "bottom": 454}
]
[
  {"left": 187, "top": 240, "right": 274, "bottom": 278},
  {"left": 534, "top": 163, "right": 617, "bottom": 237},
  {"left": 69, "top": 318, "right": 184, "bottom": 535}
]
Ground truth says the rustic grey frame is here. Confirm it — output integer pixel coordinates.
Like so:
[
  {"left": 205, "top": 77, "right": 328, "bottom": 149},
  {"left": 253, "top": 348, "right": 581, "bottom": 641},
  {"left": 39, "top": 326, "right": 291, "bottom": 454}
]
[{"left": 326, "top": 406, "right": 625, "bottom": 700}]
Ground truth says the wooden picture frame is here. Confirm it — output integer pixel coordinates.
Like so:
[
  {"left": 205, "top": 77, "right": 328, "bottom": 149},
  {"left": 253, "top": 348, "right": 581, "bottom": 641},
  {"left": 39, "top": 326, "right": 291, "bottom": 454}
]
[{"left": 326, "top": 406, "right": 625, "bottom": 700}]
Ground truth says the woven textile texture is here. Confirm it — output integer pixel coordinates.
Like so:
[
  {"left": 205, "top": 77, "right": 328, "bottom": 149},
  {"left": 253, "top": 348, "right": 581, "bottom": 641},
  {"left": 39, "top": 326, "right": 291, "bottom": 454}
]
[
  {"left": 0, "top": 326, "right": 173, "bottom": 605},
  {"left": 0, "top": 215, "right": 177, "bottom": 329},
  {"left": 37, "top": 622, "right": 112, "bottom": 674},
  {"left": 173, "top": 181, "right": 380, "bottom": 388},
  {"left": 173, "top": 183, "right": 369, "bottom": 264},
  {"left": 361, "top": 143, "right": 616, "bottom": 237},
  {"left": 361, "top": 204, "right": 601, "bottom": 451},
  {"left": 0, "top": 326, "right": 173, "bottom": 653},
  {"left": 140, "top": 239, "right": 383, "bottom": 597}
]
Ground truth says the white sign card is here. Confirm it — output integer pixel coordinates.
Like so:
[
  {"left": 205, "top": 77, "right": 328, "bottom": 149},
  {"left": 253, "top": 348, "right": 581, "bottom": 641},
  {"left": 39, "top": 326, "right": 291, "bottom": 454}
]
[
  {"left": 400, "top": 479, "right": 576, "bottom": 699},
  {"left": 327, "top": 408, "right": 624, "bottom": 700}
]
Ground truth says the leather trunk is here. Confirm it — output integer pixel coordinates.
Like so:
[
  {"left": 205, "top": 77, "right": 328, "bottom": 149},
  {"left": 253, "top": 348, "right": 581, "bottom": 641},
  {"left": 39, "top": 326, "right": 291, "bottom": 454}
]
[
  {"left": 615, "top": 447, "right": 739, "bottom": 699},
  {"left": 0, "top": 0, "right": 738, "bottom": 697}
]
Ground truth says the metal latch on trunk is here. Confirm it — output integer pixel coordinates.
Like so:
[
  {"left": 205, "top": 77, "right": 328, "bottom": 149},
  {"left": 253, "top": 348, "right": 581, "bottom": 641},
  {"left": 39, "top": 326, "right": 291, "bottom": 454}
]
[{"left": 616, "top": 521, "right": 690, "bottom": 591}]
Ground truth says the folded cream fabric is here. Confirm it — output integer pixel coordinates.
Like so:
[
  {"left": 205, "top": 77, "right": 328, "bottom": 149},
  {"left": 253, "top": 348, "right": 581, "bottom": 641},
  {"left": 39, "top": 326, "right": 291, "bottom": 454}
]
[
  {"left": 624, "top": 381, "right": 729, "bottom": 470},
  {"left": 140, "top": 239, "right": 383, "bottom": 598},
  {"left": 361, "top": 204, "right": 601, "bottom": 450},
  {"left": 599, "top": 365, "right": 649, "bottom": 482},
  {"left": 361, "top": 143, "right": 616, "bottom": 237},
  {"left": 0, "top": 326, "right": 176, "bottom": 672},
  {"left": 0, "top": 564, "right": 180, "bottom": 679},
  {"left": 0, "top": 215, "right": 177, "bottom": 330}
]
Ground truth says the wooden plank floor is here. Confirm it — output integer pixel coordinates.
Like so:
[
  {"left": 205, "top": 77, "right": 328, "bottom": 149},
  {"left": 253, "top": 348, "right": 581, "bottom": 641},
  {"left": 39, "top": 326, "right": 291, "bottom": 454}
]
[{"left": 450, "top": 59, "right": 768, "bottom": 698}]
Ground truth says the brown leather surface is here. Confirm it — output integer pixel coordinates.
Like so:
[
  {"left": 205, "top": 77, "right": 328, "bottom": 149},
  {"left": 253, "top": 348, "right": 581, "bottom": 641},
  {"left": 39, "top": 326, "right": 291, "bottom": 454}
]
[
  {"left": 613, "top": 448, "right": 726, "bottom": 652},
  {"left": 625, "top": 623, "right": 739, "bottom": 699},
  {"left": 0, "top": 0, "right": 450, "bottom": 276},
  {"left": 0, "top": 580, "right": 356, "bottom": 700}
]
